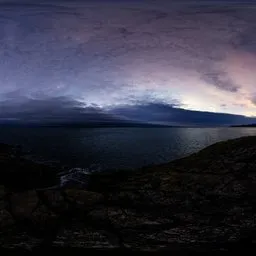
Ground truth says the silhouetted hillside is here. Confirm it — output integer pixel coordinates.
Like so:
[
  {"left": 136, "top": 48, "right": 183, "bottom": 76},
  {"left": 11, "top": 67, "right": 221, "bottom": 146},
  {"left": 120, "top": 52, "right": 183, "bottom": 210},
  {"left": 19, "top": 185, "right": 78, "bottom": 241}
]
[{"left": 231, "top": 124, "right": 256, "bottom": 127}]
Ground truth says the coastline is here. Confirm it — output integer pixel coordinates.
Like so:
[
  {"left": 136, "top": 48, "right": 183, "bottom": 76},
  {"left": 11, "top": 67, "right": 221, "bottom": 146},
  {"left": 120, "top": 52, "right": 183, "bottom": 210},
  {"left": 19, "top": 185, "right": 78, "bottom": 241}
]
[{"left": 1, "top": 136, "right": 256, "bottom": 252}]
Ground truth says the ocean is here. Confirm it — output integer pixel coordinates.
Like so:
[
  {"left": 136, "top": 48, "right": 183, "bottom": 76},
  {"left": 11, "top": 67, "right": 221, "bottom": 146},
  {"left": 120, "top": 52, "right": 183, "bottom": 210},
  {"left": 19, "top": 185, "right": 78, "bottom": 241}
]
[{"left": 1, "top": 126, "right": 256, "bottom": 171}]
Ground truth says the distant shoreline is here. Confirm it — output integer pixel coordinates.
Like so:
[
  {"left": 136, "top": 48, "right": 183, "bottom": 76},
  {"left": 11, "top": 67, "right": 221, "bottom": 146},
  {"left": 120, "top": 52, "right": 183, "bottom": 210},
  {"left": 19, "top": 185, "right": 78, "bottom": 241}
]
[
  {"left": 1, "top": 123, "right": 256, "bottom": 128},
  {"left": 230, "top": 124, "right": 256, "bottom": 127}
]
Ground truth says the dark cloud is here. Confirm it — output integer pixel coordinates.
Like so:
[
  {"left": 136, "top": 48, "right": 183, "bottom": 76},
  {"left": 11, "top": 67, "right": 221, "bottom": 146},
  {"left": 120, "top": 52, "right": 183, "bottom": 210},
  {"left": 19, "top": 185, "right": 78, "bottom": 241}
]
[
  {"left": 1, "top": 96, "right": 255, "bottom": 126},
  {"left": 233, "top": 30, "right": 256, "bottom": 54},
  {"left": 230, "top": 9, "right": 256, "bottom": 53},
  {"left": 250, "top": 95, "right": 256, "bottom": 107},
  {"left": 0, "top": 96, "right": 122, "bottom": 124},
  {"left": 202, "top": 72, "right": 240, "bottom": 92},
  {"left": 233, "top": 103, "right": 247, "bottom": 108},
  {"left": 110, "top": 103, "right": 256, "bottom": 126}
]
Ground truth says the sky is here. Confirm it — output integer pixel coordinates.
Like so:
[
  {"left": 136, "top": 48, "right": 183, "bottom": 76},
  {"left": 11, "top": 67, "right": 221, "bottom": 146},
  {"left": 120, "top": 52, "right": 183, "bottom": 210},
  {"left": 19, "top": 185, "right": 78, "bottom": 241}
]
[{"left": 0, "top": 0, "right": 256, "bottom": 126}]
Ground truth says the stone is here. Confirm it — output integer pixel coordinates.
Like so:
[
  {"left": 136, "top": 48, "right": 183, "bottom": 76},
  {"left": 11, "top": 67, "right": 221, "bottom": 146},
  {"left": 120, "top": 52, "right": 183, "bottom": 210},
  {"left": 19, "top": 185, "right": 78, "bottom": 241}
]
[
  {"left": 0, "top": 185, "right": 5, "bottom": 199},
  {"left": 0, "top": 199, "right": 6, "bottom": 210},
  {"left": 87, "top": 208, "right": 107, "bottom": 220},
  {"left": 31, "top": 204, "right": 57, "bottom": 226},
  {"left": 10, "top": 190, "right": 39, "bottom": 218},
  {"left": 55, "top": 225, "right": 114, "bottom": 248},
  {"left": 42, "top": 190, "right": 68, "bottom": 212},
  {"left": 64, "top": 189, "right": 103, "bottom": 208},
  {"left": 0, "top": 209, "right": 14, "bottom": 228}
]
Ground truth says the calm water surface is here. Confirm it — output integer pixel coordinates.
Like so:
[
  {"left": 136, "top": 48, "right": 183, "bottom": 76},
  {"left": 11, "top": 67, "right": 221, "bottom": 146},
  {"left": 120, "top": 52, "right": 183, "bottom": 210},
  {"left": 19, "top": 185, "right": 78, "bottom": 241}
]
[{"left": 0, "top": 127, "right": 256, "bottom": 171}]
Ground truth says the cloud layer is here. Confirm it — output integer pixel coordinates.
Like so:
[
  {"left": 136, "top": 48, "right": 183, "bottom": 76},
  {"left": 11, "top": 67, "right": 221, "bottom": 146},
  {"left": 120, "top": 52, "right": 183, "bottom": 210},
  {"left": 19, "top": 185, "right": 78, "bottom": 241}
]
[
  {"left": 0, "top": 0, "right": 256, "bottom": 125},
  {"left": 1, "top": 95, "right": 256, "bottom": 126}
]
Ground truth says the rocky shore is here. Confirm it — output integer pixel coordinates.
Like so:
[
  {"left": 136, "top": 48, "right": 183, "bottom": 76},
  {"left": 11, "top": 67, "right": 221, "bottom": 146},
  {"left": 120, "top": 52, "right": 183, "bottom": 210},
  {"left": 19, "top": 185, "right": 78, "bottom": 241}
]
[{"left": 1, "top": 136, "right": 256, "bottom": 252}]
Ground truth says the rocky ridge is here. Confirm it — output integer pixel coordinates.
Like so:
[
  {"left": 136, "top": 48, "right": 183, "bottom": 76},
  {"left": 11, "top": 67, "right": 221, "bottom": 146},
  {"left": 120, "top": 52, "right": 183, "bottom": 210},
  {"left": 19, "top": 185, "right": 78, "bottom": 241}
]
[{"left": 1, "top": 136, "right": 256, "bottom": 252}]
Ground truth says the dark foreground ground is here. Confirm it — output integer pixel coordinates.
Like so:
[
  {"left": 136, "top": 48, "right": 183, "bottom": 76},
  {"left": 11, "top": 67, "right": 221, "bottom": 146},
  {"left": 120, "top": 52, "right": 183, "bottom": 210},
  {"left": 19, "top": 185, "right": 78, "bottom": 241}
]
[{"left": 1, "top": 136, "right": 256, "bottom": 253}]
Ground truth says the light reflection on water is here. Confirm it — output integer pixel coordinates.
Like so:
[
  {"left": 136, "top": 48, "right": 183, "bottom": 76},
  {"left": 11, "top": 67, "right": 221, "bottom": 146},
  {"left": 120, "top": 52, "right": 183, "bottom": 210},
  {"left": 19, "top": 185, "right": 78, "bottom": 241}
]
[{"left": 0, "top": 127, "right": 256, "bottom": 170}]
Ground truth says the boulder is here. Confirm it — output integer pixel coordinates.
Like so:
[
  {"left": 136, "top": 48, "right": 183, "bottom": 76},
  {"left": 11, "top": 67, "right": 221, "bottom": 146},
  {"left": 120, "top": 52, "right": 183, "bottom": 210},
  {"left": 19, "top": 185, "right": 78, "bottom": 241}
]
[
  {"left": 10, "top": 190, "right": 39, "bottom": 218},
  {"left": 31, "top": 204, "right": 57, "bottom": 228},
  {"left": 0, "top": 209, "right": 14, "bottom": 228},
  {"left": 0, "top": 185, "right": 5, "bottom": 199},
  {"left": 64, "top": 189, "right": 104, "bottom": 208},
  {"left": 42, "top": 190, "right": 69, "bottom": 212}
]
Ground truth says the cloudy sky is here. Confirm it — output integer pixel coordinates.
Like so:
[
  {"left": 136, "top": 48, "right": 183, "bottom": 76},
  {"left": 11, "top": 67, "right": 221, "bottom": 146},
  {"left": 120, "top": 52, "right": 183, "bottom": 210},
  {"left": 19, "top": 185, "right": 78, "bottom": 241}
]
[{"left": 0, "top": 0, "right": 256, "bottom": 126}]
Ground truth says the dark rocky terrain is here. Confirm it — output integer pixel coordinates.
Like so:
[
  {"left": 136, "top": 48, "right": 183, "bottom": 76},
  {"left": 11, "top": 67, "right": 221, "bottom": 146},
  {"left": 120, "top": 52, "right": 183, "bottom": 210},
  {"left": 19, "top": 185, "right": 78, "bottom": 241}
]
[{"left": 1, "top": 136, "right": 256, "bottom": 252}]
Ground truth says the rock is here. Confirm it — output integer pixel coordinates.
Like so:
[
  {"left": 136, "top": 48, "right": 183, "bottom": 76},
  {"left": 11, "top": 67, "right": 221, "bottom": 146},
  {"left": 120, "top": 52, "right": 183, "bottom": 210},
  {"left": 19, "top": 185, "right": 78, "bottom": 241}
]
[
  {"left": 0, "top": 185, "right": 5, "bottom": 199},
  {"left": 64, "top": 189, "right": 103, "bottom": 208},
  {"left": 87, "top": 208, "right": 107, "bottom": 220},
  {"left": 0, "top": 143, "right": 59, "bottom": 190},
  {"left": 0, "top": 143, "right": 14, "bottom": 153},
  {"left": 0, "top": 199, "right": 6, "bottom": 210},
  {"left": 0, "top": 144, "right": 14, "bottom": 163},
  {"left": 1, "top": 136, "right": 256, "bottom": 252},
  {"left": 54, "top": 224, "right": 115, "bottom": 249},
  {"left": 42, "top": 190, "right": 69, "bottom": 212},
  {"left": 10, "top": 190, "right": 39, "bottom": 218},
  {"left": 31, "top": 204, "right": 57, "bottom": 228},
  {"left": 0, "top": 209, "right": 14, "bottom": 228}
]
